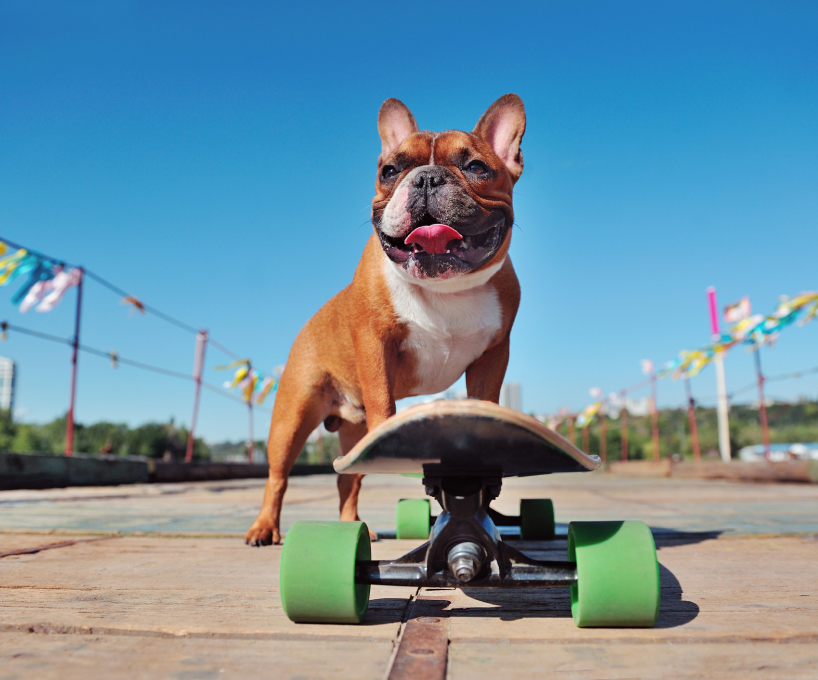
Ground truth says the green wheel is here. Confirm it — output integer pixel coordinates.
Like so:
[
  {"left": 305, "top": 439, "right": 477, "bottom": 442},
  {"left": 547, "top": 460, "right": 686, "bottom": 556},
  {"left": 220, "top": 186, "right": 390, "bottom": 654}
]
[
  {"left": 280, "top": 521, "right": 370, "bottom": 624},
  {"left": 568, "top": 521, "right": 660, "bottom": 628},
  {"left": 396, "top": 499, "right": 431, "bottom": 539},
  {"left": 519, "top": 499, "right": 555, "bottom": 540}
]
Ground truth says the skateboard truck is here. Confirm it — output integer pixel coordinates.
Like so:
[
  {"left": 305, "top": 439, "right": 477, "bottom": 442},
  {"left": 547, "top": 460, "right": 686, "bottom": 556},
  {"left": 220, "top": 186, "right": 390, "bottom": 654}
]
[{"left": 356, "top": 471, "right": 578, "bottom": 589}]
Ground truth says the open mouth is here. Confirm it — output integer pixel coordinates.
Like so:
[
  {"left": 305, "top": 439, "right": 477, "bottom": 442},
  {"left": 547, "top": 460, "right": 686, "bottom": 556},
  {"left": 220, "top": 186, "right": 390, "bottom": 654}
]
[{"left": 377, "top": 215, "right": 507, "bottom": 278}]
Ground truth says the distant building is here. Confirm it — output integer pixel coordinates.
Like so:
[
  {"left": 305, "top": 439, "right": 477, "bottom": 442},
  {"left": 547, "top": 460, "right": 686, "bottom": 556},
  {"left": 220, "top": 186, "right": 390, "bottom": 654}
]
[
  {"left": 0, "top": 356, "right": 15, "bottom": 413},
  {"left": 500, "top": 382, "right": 522, "bottom": 412}
]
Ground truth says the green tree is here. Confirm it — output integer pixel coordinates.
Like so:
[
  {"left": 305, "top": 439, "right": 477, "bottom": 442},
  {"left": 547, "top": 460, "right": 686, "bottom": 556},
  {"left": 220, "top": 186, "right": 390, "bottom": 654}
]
[{"left": 0, "top": 409, "right": 16, "bottom": 451}]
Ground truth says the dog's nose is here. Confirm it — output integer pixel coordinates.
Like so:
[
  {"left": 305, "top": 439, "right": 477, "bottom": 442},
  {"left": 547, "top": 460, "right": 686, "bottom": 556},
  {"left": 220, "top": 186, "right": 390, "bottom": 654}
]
[{"left": 413, "top": 168, "right": 447, "bottom": 189}]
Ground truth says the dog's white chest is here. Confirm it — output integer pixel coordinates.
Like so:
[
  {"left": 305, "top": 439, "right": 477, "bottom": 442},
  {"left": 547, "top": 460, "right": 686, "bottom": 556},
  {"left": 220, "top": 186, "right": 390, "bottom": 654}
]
[{"left": 384, "top": 263, "right": 503, "bottom": 396}]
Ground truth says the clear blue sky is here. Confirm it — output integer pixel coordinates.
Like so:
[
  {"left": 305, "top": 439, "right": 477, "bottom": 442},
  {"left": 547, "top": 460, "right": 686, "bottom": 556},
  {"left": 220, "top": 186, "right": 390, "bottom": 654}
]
[{"left": 2, "top": 1, "right": 817, "bottom": 442}]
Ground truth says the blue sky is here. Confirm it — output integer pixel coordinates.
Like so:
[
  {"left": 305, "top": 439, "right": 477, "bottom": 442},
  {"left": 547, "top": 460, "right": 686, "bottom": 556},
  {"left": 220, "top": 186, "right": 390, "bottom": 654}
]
[{"left": 1, "top": 1, "right": 817, "bottom": 442}]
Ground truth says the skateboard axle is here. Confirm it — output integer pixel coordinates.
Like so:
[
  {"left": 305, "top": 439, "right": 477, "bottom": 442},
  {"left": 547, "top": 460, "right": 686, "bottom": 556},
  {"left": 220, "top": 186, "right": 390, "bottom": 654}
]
[
  {"left": 354, "top": 556, "right": 577, "bottom": 588},
  {"left": 447, "top": 541, "right": 484, "bottom": 582}
]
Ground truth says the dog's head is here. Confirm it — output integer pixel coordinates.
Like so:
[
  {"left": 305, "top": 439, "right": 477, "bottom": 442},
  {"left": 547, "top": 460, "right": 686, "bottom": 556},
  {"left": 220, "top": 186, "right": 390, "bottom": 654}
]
[{"left": 372, "top": 94, "right": 526, "bottom": 286}]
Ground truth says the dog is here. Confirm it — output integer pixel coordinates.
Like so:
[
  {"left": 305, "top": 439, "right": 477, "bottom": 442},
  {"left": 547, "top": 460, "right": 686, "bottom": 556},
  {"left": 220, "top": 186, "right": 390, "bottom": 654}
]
[{"left": 245, "top": 94, "right": 526, "bottom": 545}]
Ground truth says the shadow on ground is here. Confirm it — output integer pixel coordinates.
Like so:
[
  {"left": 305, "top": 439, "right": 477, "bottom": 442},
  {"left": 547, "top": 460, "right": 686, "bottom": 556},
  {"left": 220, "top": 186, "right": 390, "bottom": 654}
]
[
  {"left": 651, "top": 527, "right": 722, "bottom": 549},
  {"left": 654, "top": 563, "right": 699, "bottom": 628},
  {"left": 366, "top": 546, "right": 701, "bottom": 628}
]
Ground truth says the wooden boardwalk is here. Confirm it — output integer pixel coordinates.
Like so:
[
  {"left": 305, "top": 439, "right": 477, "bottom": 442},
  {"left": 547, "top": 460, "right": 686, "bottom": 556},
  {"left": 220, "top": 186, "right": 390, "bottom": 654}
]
[{"left": 1, "top": 473, "right": 817, "bottom": 678}]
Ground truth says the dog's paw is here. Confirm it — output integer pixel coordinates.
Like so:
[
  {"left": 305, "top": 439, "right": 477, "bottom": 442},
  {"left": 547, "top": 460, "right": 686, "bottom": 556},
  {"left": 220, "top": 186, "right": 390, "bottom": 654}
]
[{"left": 245, "top": 519, "right": 281, "bottom": 547}]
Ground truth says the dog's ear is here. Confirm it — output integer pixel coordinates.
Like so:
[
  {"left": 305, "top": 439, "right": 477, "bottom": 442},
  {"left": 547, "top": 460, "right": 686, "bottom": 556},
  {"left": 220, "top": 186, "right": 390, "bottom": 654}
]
[
  {"left": 378, "top": 98, "right": 418, "bottom": 161},
  {"left": 473, "top": 94, "right": 526, "bottom": 182}
]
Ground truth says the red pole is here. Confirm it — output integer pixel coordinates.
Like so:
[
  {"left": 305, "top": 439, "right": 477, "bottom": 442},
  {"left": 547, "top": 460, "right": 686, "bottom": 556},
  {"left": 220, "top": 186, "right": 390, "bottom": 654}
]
[
  {"left": 185, "top": 330, "right": 208, "bottom": 463},
  {"left": 754, "top": 349, "right": 771, "bottom": 458},
  {"left": 685, "top": 377, "right": 702, "bottom": 462},
  {"left": 650, "top": 373, "right": 660, "bottom": 460},
  {"left": 600, "top": 407, "right": 607, "bottom": 464},
  {"left": 247, "top": 400, "right": 255, "bottom": 463},
  {"left": 65, "top": 268, "right": 84, "bottom": 456},
  {"left": 620, "top": 390, "right": 629, "bottom": 461}
]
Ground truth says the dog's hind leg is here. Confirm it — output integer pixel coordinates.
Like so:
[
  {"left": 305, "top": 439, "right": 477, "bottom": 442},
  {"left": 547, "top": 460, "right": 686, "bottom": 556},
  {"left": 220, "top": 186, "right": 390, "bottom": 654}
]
[
  {"left": 336, "top": 420, "right": 378, "bottom": 539},
  {"left": 245, "top": 364, "right": 330, "bottom": 546}
]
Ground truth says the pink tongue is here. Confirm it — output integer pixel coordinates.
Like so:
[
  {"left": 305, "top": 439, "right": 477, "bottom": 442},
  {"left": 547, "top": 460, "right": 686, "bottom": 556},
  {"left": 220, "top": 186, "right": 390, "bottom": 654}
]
[{"left": 404, "top": 224, "right": 463, "bottom": 254}]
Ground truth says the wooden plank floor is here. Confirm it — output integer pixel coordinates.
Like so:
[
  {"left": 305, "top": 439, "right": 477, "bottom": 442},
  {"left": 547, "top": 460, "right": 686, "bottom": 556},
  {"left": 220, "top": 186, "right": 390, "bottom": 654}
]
[{"left": 1, "top": 473, "right": 817, "bottom": 679}]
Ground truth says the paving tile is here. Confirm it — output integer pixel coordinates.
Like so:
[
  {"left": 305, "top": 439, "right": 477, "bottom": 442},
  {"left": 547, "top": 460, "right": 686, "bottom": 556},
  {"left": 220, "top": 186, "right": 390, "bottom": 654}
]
[
  {"left": 448, "top": 641, "right": 818, "bottom": 680},
  {"left": 0, "top": 632, "right": 393, "bottom": 680},
  {"left": 0, "top": 534, "right": 110, "bottom": 555},
  {"left": 0, "top": 536, "right": 416, "bottom": 640}
]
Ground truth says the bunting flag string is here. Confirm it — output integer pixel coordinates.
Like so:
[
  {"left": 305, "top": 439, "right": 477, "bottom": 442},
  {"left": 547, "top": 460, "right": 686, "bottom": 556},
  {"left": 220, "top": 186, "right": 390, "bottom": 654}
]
[
  {"left": 0, "top": 242, "right": 82, "bottom": 314},
  {"left": 0, "top": 236, "right": 285, "bottom": 456},
  {"left": 660, "top": 290, "right": 818, "bottom": 381},
  {"left": 576, "top": 401, "right": 603, "bottom": 428},
  {"left": 216, "top": 360, "right": 279, "bottom": 404},
  {"left": 552, "top": 289, "right": 818, "bottom": 425},
  {"left": 121, "top": 295, "right": 146, "bottom": 314},
  {"left": 1, "top": 236, "right": 283, "bottom": 410},
  {"left": 575, "top": 387, "right": 605, "bottom": 428}
]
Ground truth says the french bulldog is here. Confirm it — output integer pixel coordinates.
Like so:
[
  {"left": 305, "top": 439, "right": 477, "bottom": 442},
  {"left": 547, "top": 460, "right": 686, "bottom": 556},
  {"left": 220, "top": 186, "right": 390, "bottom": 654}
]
[{"left": 246, "top": 94, "right": 525, "bottom": 545}]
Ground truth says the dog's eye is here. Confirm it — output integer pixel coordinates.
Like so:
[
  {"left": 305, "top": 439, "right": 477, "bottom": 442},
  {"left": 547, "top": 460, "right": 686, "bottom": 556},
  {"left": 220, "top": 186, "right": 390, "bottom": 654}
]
[
  {"left": 465, "top": 160, "right": 489, "bottom": 175},
  {"left": 381, "top": 165, "right": 399, "bottom": 180}
]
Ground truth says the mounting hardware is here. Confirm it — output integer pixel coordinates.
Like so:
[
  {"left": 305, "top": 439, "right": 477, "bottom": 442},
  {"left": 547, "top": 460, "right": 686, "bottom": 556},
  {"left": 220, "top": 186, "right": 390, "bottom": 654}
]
[{"left": 447, "top": 541, "right": 484, "bottom": 582}]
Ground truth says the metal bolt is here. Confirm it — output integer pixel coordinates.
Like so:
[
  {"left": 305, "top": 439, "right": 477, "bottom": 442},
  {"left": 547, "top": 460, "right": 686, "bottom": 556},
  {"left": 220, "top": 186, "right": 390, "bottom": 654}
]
[{"left": 447, "top": 541, "right": 484, "bottom": 582}]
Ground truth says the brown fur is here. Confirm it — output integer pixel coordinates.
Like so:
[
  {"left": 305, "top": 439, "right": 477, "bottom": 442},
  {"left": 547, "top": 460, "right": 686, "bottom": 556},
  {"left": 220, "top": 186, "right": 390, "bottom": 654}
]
[{"left": 246, "top": 95, "right": 525, "bottom": 545}]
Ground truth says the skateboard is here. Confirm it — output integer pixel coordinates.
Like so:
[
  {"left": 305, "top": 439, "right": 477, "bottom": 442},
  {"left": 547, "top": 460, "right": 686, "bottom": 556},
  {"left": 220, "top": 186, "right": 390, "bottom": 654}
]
[{"left": 279, "top": 400, "right": 660, "bottom": 627}]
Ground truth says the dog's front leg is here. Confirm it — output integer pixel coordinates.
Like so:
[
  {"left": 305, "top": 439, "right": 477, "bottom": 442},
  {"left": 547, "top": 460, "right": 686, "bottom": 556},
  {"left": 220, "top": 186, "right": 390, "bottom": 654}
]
[
  {"left": 465, "top": 338, "right": 510, "bottom": 403},
  {"left": 336, "top": 420, "right": 368, "bottom": 522},
  {"left": 245, "top": 364, "right": 328, "bottom": 546},
  {"left": 355, "top": 332, "right": 399, "bottom": 431},
  {"left": 332, "top": 332, "right": 399, "bottom": 531}
]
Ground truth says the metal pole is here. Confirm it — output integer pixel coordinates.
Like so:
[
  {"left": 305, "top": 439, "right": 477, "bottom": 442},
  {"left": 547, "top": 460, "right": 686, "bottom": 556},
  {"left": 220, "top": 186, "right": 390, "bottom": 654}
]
[
  {"left": 708, "top": 287, "right": 731, "bottom": 462},
  {"left": 568, "top": 416, "right": 575, "bottom": 447},
  {"left": 248, "top": 401, "right": 255, "bottom": 463},
  {"left": 620, "top": 390, "right": 628, "bottom": 461},
  {"left": 582, "top": 424, "right": 589, "bottom": 454},
  {"left": 714, "top": 356, "right": 731, "bottom": 461},
  {"left": 685, "top": 377, "right": 702, "bottom": 462},
  {"left": 247, "top": 362, "right": 255, "bottom": 464},
  {"left": 650, "top": 373, "right": 660, "bottom": 460},
  {"left": 185, "top": 330, "right": 208, "bottom": 463},
  {"left": 754, "top": 349, "right": 771, "bottom": 459},
  {"left": 65, "top": 268, "right": 84, "bottom": 456}
]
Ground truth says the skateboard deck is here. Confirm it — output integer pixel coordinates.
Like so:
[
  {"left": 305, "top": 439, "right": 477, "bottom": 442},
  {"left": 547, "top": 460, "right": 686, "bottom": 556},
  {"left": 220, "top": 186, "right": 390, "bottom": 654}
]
[{"left": 334, "top": 399, "right": 600, "bottom": 476}]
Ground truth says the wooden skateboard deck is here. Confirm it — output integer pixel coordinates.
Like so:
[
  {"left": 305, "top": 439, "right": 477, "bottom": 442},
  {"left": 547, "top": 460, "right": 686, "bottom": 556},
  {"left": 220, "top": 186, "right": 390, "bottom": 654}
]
[{"left": 334, "top": 399, "right": 600, "bottom": 476}]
